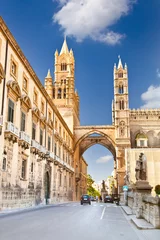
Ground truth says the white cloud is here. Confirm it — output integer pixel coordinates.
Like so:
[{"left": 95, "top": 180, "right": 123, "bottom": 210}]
[
  {"left": 141, "top": 85, "right": 160, "bottom": 109},
  {"left": 157, "top": 68, "right": 160, "bottom": 78},
  {"left": 53, "top": 0, "right": 136, "bottom": 45},
  {"left": 96, "top": 155, "right": 113, "bottom": 164}
]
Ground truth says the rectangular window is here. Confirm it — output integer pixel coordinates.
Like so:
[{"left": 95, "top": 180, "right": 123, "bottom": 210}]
[
  {"left": 21, "top": 159, "right": 26, "bottom": 179},
  {"left": 64, "top": 176, "right": 67, "bottom": 187},
  {"left": 2, "top": 157, "right": 6, "bottom": 171},
  {"left": 23, "top": 77, "right": 28, "bottom": 91},
  {"left": 11, "top": 61, "right": 17, "bottom": 76},
  {"left": 48, "top": 136, "right": 51, "bottom": 151},
  {"left": 31, "top": 162, "right": 33, "bottom": 173},
  {"left": 33, "top": 91, "right": 38, "bottom": 104},
  {"left": 69, "top": 177, "right": 71, "bottom": 187},
  {"left": 59, "top": 173, "right": 62, "bottom": 186},
  {"left": 21, "top": 112, "right": 26, "bottom": 131},
  {"left": 54, "top": 143, "right": 57, "bottom": 155},
  {"left": 40, "top": 129, "right": 43, "bottom": 145},
  {"left": 8, "top": 99, "right": 14, "bottom": 122},
  {"left": 32, "top": 123, "right": 36, "bottom": 140}
]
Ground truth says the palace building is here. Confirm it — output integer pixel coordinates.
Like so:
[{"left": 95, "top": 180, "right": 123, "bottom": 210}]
[{"left": 0, "top": 16, "right": 160, "bottom": 209}]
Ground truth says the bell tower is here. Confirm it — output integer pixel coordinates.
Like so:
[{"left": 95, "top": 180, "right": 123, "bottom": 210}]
[
  {"left": 112, "top": 56, "right": 131, "bottom": 191},
  {"left": 52, "top": 38, "right": 80, "bottom": 133},
  {"left": 113, "top": 56, "right": 130, "bottom": 141}
]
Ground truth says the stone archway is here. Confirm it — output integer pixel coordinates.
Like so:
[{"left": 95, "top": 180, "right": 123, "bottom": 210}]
[{"left": 73, "top": 125, "right": 121, "bottom": 200}]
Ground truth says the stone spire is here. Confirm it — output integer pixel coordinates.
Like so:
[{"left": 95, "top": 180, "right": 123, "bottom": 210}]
[
  {"left": 117, "top": 55, "right": 123, "bottom": 69},
  {"left": 60, "top": 36, "right": 69, "bottom": 55},
  {"left": 46, "top": 69, "right": 52, "bottom": 78}
]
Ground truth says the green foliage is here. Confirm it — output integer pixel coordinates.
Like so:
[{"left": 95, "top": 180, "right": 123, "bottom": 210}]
[
  {"left": 155, "top": 185, "right": 160, "bottom": 195},
  {"left": 87, "top": 174, "right": 94, "bottom": 187},
  {"left": 86, "top": 174, "right": 100, "bottom": 197}
]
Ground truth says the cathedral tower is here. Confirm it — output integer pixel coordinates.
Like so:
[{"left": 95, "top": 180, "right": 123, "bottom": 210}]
[
  {"left": 50, "top": 38, "right": 80, "bottom": 133},
  {"left": 113, "top": 56, "right": 130, "bottom": 142}
]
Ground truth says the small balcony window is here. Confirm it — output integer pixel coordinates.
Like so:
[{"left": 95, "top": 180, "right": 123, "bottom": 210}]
[
  {"left": 21, "top": 112, "right": 26, "bottom": 132},
  {"left": 48, "top": 136, "right": 51, "bottom": 151},
  {"left": 8, "top": 99, "right": 14, "bottom": 123},
  {"left": 40, "top": 129, "right": 43, "bottom": 145},
  {"left": 32, "top": 123, "right": 36, "bottom": 140}
]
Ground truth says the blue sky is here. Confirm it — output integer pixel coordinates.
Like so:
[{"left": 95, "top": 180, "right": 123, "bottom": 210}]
[{"left": 1, "top": 0, "right": 160, "bottom": 182}]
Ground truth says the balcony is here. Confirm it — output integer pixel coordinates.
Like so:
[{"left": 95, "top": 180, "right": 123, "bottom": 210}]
[
  {"left": 19, "top": 131, "right": 31, "bottom": 149},
  {"left": 38, "top": 145, "right": 47, "bottom": 158},
  {"left": 49, "top": 151, "right": 55, "bottom": 160},
  {"left": 4, "top": 122, "right": 19, "bottom": 142},
  {"left": 30, "top": 140, "right": 41, "bottom": 154}
]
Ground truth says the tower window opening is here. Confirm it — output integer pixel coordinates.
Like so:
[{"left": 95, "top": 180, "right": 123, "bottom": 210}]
[
  {"left": 118, "top": 72, "right": 123, "bottom": 78},
  {"left": 61, "top": 79, "right": 63, "bottom": 85},
  {"left": 53, "top": 88, "right": 55, "bottom": 99},
  {"left": 118, "top": 85, "right": 124, "bottom": 94},
  {"left": 61, "top": 63, "right": 67, "bottom": 71},
  {"left": 57, "top": 88, "right": 62, "bottom": 99},
  {"left": 64, "top": 88, "right": 66, "bottom": 99},
  {"left": 119, "top": 100, "right": 124, "bottom": 110},
  {"left": 64, "top": 79, "right": 66, "bottom": 84}
]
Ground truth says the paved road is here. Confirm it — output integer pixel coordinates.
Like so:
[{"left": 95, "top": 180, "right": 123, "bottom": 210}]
[{"left": 0, "top": 202, "right": 159, "bottom": 240}]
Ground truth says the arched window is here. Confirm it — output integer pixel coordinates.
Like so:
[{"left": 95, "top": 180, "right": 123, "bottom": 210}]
[
  {"left": 136, "top": 133, "right": 148, "bottom": 147},
  {"left": 57, "top": 88, "right": 62, "bottom": 99},
  {"left": 118, "top": 71, "right": 123, "bottom": 78},
  {"left": 61, "top": 63, "right": 67, "bottom": 71},
  {"left": 64, "top": 88, "right": 66, "bottom": 99},
  {"left": 61, "top": 79, "right": 63, "bottom": 85},
  {"left": 119, "top": 99, "right": 124, "bottom": 110},
  {"left": 64, "top": 79, "right": 66, "bottom": 84},
  {"left": 118, "top": 85, "right": 124, "bottom": 94}
]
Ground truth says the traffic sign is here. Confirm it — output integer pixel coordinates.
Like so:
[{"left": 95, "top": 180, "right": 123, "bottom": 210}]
[{"left": 123, "top": 185, "right": 128, "bottom": 191}]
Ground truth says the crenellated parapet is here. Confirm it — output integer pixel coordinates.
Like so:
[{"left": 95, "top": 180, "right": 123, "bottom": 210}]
[{"left": 130, "top": 108, "right": 160, "bottom": 120}]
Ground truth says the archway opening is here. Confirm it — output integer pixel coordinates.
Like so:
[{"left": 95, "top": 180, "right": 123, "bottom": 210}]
[
  {"left": 79, "top": 144, "right": 117, "bottom": 201},
  {"left": 44, "top": 171, "right": 50, "bottom": 204}
]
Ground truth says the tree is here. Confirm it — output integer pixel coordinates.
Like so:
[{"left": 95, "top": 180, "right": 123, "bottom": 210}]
[
  {"left": 87, "top": 174, "right": 100, "bottom": 197},
  {"left": 155, "top": 185, "right": 160, "bottom": 195}
]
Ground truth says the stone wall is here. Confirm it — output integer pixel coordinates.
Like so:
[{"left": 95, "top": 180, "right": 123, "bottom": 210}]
[{"left": 141, "top": 195, "right": 160, "bottom": 228}]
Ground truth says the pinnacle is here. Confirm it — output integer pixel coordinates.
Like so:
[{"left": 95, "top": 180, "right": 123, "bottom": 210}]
[
  {"left": 46, "top": 69, "right": 52, "bottom": 78},
  {"left": 118, "top": 55, "right": 123, "bottom": 69},
  {"left": 60, "top": 36, "right": 69, "bottom": 55}
]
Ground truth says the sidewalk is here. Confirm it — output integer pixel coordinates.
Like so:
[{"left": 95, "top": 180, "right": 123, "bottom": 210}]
[
  {"left": 120, "top": 205, "right": 160, "bottom": 240},
  {"left": 0, "top": 201, "right": 77, "bottom": 217}
]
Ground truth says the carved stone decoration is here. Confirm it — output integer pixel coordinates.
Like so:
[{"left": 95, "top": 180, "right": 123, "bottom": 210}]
[{"left": 135, "top": 153, "right": 147, "bottom": 181}]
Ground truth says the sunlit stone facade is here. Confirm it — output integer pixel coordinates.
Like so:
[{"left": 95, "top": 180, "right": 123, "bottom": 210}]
[{"left": 0, "top": 17, "right": 81, "bottom": 209}]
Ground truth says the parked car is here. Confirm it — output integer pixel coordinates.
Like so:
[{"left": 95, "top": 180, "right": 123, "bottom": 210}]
[
  {"left": 80, "top": 194, "right": 91, "bottom": 205},
  {"left": 104, "top": 196, "right": 114, "bottom": 203}
]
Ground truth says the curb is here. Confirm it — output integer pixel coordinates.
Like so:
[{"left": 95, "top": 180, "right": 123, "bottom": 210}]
[{"left": 0, "top": 201, "right": 78, "bottom": 218}]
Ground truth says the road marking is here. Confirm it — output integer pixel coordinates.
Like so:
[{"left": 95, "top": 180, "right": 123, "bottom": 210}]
[
  {"left": 100, "top": 205, "right": 104, "bottom": 207},
  {"left": 100, "top": 207, "right": 106, "bottom": 220}
]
